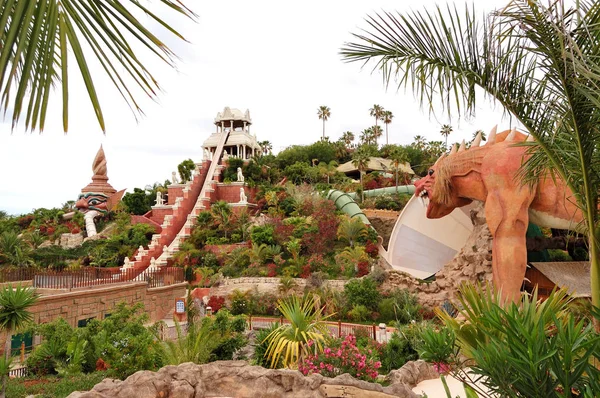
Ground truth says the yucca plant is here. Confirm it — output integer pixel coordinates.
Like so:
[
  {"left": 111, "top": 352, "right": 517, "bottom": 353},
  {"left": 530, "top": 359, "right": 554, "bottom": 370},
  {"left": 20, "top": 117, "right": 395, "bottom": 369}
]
[
  {"left": 263, "top": 295, "right": 332, "bottom": 369},
  {"left": 436, "top": 284, "right": 600, "bottom": 398}
]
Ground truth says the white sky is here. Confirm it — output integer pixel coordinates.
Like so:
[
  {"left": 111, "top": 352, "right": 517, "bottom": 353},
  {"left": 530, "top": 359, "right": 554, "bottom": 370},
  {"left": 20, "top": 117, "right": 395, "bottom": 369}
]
[{"left": 0, "top": 0, "right": 513, "bottom": 215}]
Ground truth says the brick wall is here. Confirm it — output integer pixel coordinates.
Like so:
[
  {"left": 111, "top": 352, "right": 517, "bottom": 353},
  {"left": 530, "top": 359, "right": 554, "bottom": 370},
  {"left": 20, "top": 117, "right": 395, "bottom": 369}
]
[
  {"left": 215, "top": 184, "right": 257, "bottom": 203},
  {"left": 26, "top": 282, "right": 187, "bottom": 327},
  {"left": 167, "top": 186, "right": 184, "bottom": 205},
  {"left": 143, "top": 207, "right": 173, "bottom": 226}
]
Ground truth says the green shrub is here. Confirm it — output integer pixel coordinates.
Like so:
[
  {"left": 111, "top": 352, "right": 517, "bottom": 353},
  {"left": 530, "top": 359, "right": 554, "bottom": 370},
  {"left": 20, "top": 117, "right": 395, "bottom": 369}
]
[
  {"left": 250, "top": 225, "right": 276, "bottom": 246},
  {"left": 418, "top": 324, "right": 456, "bottom": 365},
  {"left": 548, "top": 249, "right": 572, "bottom": 262},
  {"left": 379, "top": 322, "right": 427, "bottom": 373},
  {"left": 252, "top": 323, "right": 282, "bottom": 368},
  {"left": 203, "top": 252, "right": 219, "bottom": 268},
  {"left": 344, "top": 278, "right": 381, "bottom": 312},
  {"left": 572, "top": 247, "right": 588, "bottom": 261},
  {"left": 6, "top": 371, "right": 110, "bottom": 398},
  {"left": 348, "top": 304, "right": 370, "bottom": 322}
]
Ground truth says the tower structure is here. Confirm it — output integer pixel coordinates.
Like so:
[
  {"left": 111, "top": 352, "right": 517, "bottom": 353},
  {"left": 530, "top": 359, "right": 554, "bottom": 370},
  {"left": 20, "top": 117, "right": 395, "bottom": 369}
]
[{"left": 202, "top": 107, "right": 261, "bottom": 160}]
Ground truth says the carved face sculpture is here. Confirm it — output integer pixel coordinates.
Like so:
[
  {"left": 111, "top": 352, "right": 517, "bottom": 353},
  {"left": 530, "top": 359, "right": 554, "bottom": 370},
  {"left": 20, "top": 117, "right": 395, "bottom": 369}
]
[
  {"left": 413, "top": 162, "right": 472, "bottom": 219},
  {"left": 75, "top": 192, "right": 110, "bottom": 214}
]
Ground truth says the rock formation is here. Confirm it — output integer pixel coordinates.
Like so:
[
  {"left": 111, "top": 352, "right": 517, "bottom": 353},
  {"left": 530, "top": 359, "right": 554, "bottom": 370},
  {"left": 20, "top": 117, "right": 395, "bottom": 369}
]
[
  {"left": 67, "top": 360, "right": 438, "bottom": 398},
  {"left": 382, "top": 204, "right": 493, "bottom": 308}
]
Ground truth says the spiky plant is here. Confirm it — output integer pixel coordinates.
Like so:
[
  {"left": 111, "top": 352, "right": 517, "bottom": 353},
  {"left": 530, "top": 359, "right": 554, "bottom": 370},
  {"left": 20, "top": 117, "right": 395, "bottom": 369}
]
[
  {"left": 337, "top": 216, "right": 368, "bottom": 248},
  {"left": 263, "top": 295, "right": 332, "bottom": 368}
]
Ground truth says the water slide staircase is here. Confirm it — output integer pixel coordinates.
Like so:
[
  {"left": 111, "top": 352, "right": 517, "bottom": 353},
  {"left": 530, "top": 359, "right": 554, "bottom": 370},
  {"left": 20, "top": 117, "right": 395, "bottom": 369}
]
[{"left": 123, "top": 131, "right": 230, "bottom": 279}]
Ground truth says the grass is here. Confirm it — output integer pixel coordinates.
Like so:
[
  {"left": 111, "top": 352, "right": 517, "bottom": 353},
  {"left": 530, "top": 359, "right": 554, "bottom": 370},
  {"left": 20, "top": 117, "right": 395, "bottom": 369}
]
[{"left": 7, "top": 371, "right": 111, "bottom": 398}]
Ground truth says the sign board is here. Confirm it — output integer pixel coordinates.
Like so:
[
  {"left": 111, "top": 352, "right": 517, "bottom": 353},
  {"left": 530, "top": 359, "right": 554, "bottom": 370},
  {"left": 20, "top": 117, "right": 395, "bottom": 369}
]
[{"left": 175, "top": 299, "right": 185, "bottom": 314}]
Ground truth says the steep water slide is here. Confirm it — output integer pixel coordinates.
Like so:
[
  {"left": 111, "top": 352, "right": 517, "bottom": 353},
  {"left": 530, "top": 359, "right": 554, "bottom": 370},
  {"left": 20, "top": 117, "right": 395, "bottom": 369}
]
[{"left": 328, "top": 186, "right": 474, "bottom": 279}]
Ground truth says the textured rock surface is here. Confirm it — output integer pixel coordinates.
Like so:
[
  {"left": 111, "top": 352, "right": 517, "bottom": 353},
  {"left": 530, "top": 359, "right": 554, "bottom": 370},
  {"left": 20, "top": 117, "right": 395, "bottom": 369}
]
[
  {"left": 381, "top": 204, "right": 493, "bottom": 307},
  {"left": 67, "top": 360, "right": 437, "bottom": 398}
]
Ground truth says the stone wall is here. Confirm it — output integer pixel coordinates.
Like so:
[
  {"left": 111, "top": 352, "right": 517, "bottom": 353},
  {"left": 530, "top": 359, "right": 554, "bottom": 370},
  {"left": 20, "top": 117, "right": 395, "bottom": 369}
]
[
  {"left": 25, "top": 282, "right": 186, "bottom": 327},
  {"left": 214, "top": 183, "right": 258, "bottom": 204},
  {"left": 210, "top": 277, "right": 348, "bottom": 298},
  {"left": 381, "top": 205, "right": 493, "bottom": 308}
]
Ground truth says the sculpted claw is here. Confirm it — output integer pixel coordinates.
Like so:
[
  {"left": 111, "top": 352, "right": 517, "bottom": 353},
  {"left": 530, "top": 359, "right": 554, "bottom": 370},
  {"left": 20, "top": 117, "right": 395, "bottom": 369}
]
[
  {"left": 487, "top": 125, "right": 497, "bottom": 145},
  {"left": 506, "top": 127, "right": 517, "bottom": 141},
  {"left": 472, "top": 132, "right": 482, "bottom": 147},
  {"left": 449, "top": 143, "right": 457, "bottom": 155},
  {"left": 526, "top": 134, "right": 535, "bottom": 142},
  {"left": 434, "top": 153, "right": 446, "bottom": 165},
  {"left": 458, "top": 140, "right": 466, "bottom": 152}
]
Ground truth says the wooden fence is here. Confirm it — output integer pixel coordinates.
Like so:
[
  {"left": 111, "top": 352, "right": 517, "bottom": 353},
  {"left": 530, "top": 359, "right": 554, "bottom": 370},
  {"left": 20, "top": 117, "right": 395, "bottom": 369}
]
[{"left": 0, "top": 267, "right": 184, "bottom": 289}]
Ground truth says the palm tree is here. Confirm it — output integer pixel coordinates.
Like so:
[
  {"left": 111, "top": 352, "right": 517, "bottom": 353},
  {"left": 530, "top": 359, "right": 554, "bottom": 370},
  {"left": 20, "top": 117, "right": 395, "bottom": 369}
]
[
  {"left": 210, "top": 201, "right": 232, "bottom": 239},
  {"left": 341, "top": 131, "right": 355, "bottom": 148},
  {"left": 369, "top": 104, "right": 385, "bottom": 129},
  {"left": 389, "top": 147, "right": 409, "bottom": 191},
  {"left": 382, "top": 110, "right": 394, "bottom": 145},
  {"left": 352, "top": 150, "right": 370, "bottom": 201},
  {"left": 317, "top": 106, "right": 331, "bottom": 140},
  {"left": 0, "top": 1, "right": 195, "bottom": 133},
  {"left": 439, "top": 124, "right": 453, "bottom": 150},
  {"left": 0, "top": 285, "right": 39, "bottom": 397},
  {"left": 337, "top": 217, "right": 368, "bottom": 248},
  {"left": 259, "top": 141, "right": 273, "bottom": 155},
  {"left": 359, "top": 127, "right": 374, "bottom": 145},
  {"left": 263, "top": 295, "right": 331, "bottom": 368},
  {"left": 413, "top": 135, "right": 427, "bottom": 150},
  {"left": 341, "top": 1, "right": 600, "bottom": 312},
  {"left": 371, "top": 125, "right": 383, "bottom": 145},
  {"left": 162, "top": 319, "right": 222, "bottom": 365}
]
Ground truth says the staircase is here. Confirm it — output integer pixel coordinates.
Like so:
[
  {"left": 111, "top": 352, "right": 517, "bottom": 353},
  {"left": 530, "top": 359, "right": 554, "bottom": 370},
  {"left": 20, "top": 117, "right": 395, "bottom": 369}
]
[{"left": 123, "top": 131, "right": 230, "bottom": 279}]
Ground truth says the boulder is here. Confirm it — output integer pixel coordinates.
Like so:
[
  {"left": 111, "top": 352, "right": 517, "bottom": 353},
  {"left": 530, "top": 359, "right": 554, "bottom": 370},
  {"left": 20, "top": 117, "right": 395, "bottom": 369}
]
[{"left": 67, "top": 360, "right": 437, "bottom": 398}]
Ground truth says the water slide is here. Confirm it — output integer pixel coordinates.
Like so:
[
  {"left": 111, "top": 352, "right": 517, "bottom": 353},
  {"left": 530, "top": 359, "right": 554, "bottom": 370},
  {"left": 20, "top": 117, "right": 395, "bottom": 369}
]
[{"left": 328, "top": 187, "right": 474, "bottom": 279}]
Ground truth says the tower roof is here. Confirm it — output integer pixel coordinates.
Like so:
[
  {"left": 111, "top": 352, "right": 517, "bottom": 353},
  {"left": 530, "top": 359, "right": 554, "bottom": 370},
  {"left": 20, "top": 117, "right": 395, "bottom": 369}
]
[{"left": 214, "top": 107, "right": 252, "bottom": 125}]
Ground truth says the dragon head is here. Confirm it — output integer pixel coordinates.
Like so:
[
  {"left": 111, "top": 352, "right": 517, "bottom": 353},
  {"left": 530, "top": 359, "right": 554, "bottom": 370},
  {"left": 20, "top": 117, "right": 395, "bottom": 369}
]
[{"left": 414, "top": 159, "right": 473, "bottom": 219}]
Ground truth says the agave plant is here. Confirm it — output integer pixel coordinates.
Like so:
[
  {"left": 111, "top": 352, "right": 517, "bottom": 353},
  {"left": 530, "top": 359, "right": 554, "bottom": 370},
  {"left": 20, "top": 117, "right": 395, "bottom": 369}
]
[
  {"left": 162, "top": 319, "right": 222, "bottom": 365},
  {"left": 263, "top": 295, "right": 332, "bottom": 369}
]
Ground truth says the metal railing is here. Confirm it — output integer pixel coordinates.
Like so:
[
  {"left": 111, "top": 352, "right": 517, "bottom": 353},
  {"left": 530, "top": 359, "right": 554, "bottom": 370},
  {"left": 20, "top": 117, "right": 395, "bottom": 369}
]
[
  {"left": 18, "top": 267, "right": 186, "bottom": 289},
  {"left": 0, "top": 267, "right": 35, "bottom": 283}
]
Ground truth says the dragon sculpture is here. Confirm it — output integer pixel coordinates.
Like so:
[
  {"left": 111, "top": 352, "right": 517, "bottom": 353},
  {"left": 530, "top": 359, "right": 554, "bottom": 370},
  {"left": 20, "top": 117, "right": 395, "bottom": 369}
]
[{"left": 414, "top": 127, "right": 581, "bottom": 301}]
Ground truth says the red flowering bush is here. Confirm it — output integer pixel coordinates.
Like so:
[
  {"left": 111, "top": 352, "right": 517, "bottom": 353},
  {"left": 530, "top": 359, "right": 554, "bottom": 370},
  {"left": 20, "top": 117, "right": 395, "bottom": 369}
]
[
  {"left": 303, "top": 200, "right": 339, "bottom": 255},
  {"left": 299, "top": 335, "right": 381, "bottom": 382},
  {"left": 266, "top": 263, "right": 278, "bottom": 277},
  {"left": 365, "top": 241, "right": 379, "bottom": 259},
  {"left": 357, "top": 261, "right": 370, "bottom": 277},
  {"left": 207, "top": 296, "right": 226, "bottom": 313}
]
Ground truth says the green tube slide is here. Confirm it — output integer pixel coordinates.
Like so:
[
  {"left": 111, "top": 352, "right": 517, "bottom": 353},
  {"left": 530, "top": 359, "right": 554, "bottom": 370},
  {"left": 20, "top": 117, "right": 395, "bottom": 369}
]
[{"left": 328, "top": 185, "right": 416, "bottom": 225}]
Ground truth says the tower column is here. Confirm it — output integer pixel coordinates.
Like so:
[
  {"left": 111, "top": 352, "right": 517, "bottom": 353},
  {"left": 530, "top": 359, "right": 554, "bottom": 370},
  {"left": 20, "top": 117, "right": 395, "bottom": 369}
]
[
  {"left": 221, "top": 122, "right": 224, "bottom": 132},
  {"left": 230, "top": 120, "right": 234, "bottom": 131},
  {"left": 243, "top": 121, "right": 247, "bottom": 133},
  {"left": 243, "top": 145, "right": 246, "bottom": 159}
]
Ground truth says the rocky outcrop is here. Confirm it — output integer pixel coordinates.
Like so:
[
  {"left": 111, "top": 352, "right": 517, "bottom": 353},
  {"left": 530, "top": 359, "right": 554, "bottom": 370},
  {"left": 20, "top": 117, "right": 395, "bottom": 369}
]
[
  {"left": 382, "top": 205, "right": 493, "bottom": 307},
  {"left": 67, "top": 360, "right": 438, "bottom": 398}
]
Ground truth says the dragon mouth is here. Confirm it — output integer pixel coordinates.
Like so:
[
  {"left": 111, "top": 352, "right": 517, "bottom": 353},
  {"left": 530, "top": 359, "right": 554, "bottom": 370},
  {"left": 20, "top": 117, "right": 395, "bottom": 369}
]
[{"left": 418, "top": 189, "right": 430, "bottom": 208}]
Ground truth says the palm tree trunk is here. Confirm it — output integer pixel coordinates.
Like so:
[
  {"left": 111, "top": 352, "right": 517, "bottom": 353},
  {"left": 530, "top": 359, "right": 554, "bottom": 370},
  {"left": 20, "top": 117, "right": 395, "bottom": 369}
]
[
  {"left": 395, "top": 170, "right": 398, "bottom": 194},
  {"left": 445, "top": 135, "right": 448, "bottom": 149},
  {"left": 2, "top": 334, "right": 11, "bottom": 398},
  {"left": 386, "top": 124, "right": 389, "bottom": 145},
  {"left": 590, "top": 233, "right": 600, "bottom": 332},
  {"left": 322, "top": 119, "right": 325, "bottom": 140}
]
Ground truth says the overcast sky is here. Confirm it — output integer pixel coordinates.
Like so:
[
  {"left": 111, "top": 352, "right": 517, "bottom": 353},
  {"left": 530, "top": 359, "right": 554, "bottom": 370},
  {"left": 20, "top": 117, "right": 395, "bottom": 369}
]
[{"left": 0, "top": 0, "right": 513, "bottom": 215}]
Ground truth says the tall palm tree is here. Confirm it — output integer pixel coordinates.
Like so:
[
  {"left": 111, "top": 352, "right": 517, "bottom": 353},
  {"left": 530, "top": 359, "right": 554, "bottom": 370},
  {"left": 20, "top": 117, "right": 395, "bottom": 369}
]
[
  {"left": 317, "top": 106, "right": 331, "bottom": 140},
  {"left": 369, "top": 104, "right": 385, "bottom": 129},
  {"left": 0, "top": 1, "right": 195, "bottom": 133},
  {"left": 341, "top": 131, "right": 355, "bottom": 148},
  {"left": 439, "top": 124, "right": 453, "bottom": 149},
  {"left": 0, "top": 285, "right": 39, "bottom": 397},
  {"left": 341, "top": 1, "right": 600, "bottom": 312},
  {"left": 389, "top": 147, "right": 409, "bottom": 192},
  {"left": 382, "top": 110, "right": 394, "bottom": 145},
  {"left": 259, "top": 140, "right": 273, "bottom": 155},
  {"left": 210, "top": 201, "right": 232, "bottom": 239},
  {"left": 371, "top": 125, "right": 383, "bottom": 145},
  {"left": 352, "top": 150, "right": 370, "bottom": 201},
  {"left": 359, "top": 127, "right": 374, "bottom": 145}
]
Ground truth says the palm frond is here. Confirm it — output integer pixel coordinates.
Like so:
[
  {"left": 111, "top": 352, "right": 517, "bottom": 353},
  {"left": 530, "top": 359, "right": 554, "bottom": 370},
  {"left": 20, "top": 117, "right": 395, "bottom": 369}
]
[{"left": 0, "top": 0, "right": 196, "bottom": 133}]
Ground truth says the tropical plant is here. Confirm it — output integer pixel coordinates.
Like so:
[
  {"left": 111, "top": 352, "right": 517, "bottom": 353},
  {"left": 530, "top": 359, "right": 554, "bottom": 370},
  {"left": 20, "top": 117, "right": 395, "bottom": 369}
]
[
  {"left": 382, "top": 110, "right": 394, "bottom": 145},
  {"left": 341, "top": 131, "right": 355, "bottom": 148},
  {"left": 412, "top": 135, "right": 427, "bottom": 150},
  {"left": 371, "top": 125, "right": 383, "bottom": 145},
  {"left": 177, "top": 159, "right": 196, "bottom": 183},
  {"left": 436, "top": 284, "right": 600, "bottom": 398},
  {"left": 258, "top": 140, "right": 273, "bottom": 155},
  {"left": 317, "top": 105, "right": 331, "bottom": 140},
  {"left": 210, "top": 201, "right": 233, "bottom": 239},
  {"left": 439, "top": 125, "right": 453, "bottom": 150},
  {"left": 0, "top": 284, "right": 39, "bottom": 397},
  {"left": 359, "top": 127, "right": 374, "bottom": 145},
  {"left": 389, "top": 147, "right": 409, "bottom": 192},
  {"left": 0, "top": 231, "right": 28, "bottom": 266},
  {"left": 162, "top": 319, "right": 222, "bottom": 365},
  {"left": 341, "top": 0, "right": 600, "bottom": 313},
  {"left": 0, "top": 0, "right": 195, "bottom": 133},
  {"left": 351, "top": 150, "right": 370, "bottom": 201},
  {"left": 369, "top": 104, "right": 385, "bottom": 130},
  {"left": 278, "top": 276, "right": 297, "bottom": 296},
  {"left": 337, "top": 216, "right": 368, "bottom": 248},
  {"left": 263, "top": 295, "right": 332, "bottom": 368}
]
